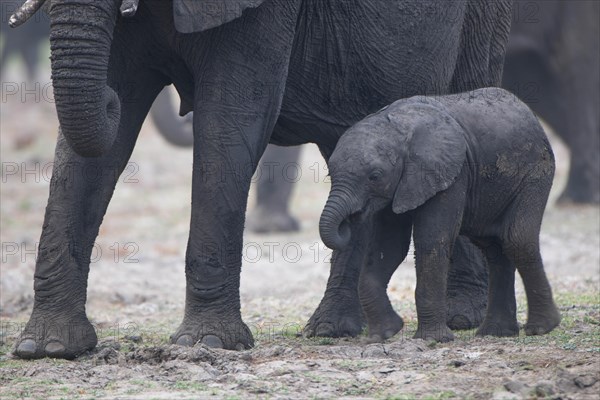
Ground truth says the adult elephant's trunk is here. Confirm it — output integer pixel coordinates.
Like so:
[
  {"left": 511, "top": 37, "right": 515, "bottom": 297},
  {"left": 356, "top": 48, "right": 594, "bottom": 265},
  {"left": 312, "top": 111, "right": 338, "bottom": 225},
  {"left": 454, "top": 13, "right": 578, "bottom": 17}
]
[
  {"left": 50, "top": 1, "right": 120, "bottom": 157},
  {"left": 319, "top": 184, "right": 362, "bottom": 250}
]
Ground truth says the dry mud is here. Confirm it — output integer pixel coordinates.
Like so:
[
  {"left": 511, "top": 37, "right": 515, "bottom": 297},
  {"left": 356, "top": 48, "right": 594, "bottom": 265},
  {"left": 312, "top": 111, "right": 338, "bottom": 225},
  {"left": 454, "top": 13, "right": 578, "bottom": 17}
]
[{"left": 1, "top": 90, "right": 599, "bottom": 399}]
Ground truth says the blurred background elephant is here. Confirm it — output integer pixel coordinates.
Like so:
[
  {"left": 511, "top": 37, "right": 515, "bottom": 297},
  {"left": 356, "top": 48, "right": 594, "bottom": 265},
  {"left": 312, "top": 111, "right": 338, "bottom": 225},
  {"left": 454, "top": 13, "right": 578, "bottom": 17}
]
[{"left": 502, "top": 0, "right": 599, "bottom": 204}]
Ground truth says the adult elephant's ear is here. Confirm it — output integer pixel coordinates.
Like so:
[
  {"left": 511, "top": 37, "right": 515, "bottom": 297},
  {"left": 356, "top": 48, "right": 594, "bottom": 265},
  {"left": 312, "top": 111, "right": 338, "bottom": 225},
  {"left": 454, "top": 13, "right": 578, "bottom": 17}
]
[
  {"left": 173, "top": 0, "right": 268, "bottom": 33},
  {"left": 392, "top": 106, "right": 467, "bottom": 214}
]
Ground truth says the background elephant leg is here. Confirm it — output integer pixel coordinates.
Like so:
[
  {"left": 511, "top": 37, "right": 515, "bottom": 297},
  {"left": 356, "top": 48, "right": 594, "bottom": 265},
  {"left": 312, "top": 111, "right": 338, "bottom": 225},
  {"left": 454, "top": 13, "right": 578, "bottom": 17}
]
[
  {"left": 555, "top": 75, "right": 600, "bottom": 204},
  {"left": 21, "top": 45, "right": 40, "bottom": 82},
  {"left": 304, "top": 218, "right": 370, "bottom": 338},
  {"left": 14, "top": 71, "right": 164, "bottom": 359},
  {"left": 359, "top": 209, "right": 412, "bottom": 342},
  {"left": 246, "top": 144, "right": 302, "bottom": 233},
  {"left": 446, "top": 237, "right": 489, "bottom": 330}
]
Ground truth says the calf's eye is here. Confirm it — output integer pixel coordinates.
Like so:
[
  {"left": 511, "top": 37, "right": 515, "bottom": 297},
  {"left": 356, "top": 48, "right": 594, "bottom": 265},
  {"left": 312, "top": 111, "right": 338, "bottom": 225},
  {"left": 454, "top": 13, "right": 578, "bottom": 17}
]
[{"left": 369, "top": 171, "right": 382, "bottom": 182}]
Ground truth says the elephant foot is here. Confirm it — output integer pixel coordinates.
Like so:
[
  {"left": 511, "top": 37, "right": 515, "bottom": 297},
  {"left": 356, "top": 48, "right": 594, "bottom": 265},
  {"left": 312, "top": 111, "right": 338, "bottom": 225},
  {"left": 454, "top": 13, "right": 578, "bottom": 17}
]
[
  {"left": 13, "top": 312, "right": 97, "bottom": 360},
  {"left": 304, "top": 294, "right": 365, "bottom": 338},
  {"left": 524, "top": 307, "right": 561, "bottom": 336},
  {"left": 245, "top": 207, "right": 300, "bottom": 234},
  {"left": 476, "top": 319, "right": 520, "bottom": 337},
  {"left": 446, "top": 292, "right": 486, "bottom": 330},
  {"left": 366, "top": 312, "right": 404, "bottom": 343},
  {"left": 414, "top": 323, "right": 454, "bottom": 343},
  {"left": 171, "top": 317, "right": 254, "bottom": 350}
]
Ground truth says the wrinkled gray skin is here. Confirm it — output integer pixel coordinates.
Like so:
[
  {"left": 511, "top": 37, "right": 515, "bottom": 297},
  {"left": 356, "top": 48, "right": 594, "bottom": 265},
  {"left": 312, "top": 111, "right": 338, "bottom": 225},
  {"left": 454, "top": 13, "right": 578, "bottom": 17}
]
[
  {"left": 13, "top": 0, "right": 512, "bottom": 359},
  {"left": 322, "top": 88, "right": 561, "bottom": 342},
  {"left": 503, "top": 0, "right": 600, "bottom": 204},
  {"left": 151, "top": 89, "right": 302, "bottom": 229},
  {"left": 149, "top": 89, "right": 302, "bottom": 231}
]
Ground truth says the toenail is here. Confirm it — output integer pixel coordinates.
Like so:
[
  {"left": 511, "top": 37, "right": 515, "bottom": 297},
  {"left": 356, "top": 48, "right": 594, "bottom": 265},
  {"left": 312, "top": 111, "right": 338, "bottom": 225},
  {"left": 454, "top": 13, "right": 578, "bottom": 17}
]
[
  {"left": 201, "top": 335, "right": 224, "bottom": 348},
  {"left": 176, "top": 335, "right": 195, "bottom": 347},
  {"left": 16, "top": 339, "right": 36, "bottom": 356},
  {"left": 45, "top": 341, "right": 66, "bottom": 356}
]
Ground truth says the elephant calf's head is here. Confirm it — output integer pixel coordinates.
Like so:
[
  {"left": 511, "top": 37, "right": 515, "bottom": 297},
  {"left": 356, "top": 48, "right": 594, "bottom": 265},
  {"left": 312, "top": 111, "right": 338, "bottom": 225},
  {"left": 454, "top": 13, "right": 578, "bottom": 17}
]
[{"left": 320, "top": 100, "right": 467, "bottom": 250}]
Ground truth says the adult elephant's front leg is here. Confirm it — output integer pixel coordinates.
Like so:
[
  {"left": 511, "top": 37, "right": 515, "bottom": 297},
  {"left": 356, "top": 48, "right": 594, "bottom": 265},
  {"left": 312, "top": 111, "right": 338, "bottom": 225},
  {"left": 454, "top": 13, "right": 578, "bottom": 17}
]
[
  {"left": 170, "top": 0, "right": 301, "bottom": 350},
  {"left": 304, "top": 219, "right": 370, "bottom": 338},
  {"left": 170, "top": 121, "right": 258, "bottom": 349},
  {"left": 13, "top": 71, "right": 164, "bottom": 359}
]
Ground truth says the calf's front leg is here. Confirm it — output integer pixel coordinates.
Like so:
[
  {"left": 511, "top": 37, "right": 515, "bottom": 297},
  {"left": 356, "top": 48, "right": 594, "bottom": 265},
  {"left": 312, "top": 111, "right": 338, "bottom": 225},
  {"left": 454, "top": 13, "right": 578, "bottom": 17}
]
[{"left": 412, "top": 180, "right": 467, "bottom": 342}]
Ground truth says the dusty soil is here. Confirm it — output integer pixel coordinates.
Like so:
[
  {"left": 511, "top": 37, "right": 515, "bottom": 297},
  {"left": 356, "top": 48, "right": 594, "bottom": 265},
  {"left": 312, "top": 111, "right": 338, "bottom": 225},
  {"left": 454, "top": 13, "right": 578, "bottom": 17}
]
[{"left": 1, "top": 78, "right": 599, "bottom": 399}]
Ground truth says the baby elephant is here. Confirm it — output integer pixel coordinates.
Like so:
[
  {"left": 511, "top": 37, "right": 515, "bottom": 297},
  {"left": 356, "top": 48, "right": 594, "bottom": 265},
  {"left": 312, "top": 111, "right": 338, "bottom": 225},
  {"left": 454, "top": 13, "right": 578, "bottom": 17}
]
[{"left": 320, "top": 87, "right": 561, "bottom": 342}]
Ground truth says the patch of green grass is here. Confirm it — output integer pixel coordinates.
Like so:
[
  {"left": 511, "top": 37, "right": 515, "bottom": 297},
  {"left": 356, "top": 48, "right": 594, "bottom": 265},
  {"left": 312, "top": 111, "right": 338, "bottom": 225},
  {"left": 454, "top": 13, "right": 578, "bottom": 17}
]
[
  {"left": 338, "top": 379, "right": 378, "bottom": 396},
  {"left": 1, "top": 378, "right": 87, "bottom": 400},
  {"left": 332, "top": 359, "right": 375, "bottom": 370},
  {"left": 0, "top": 358, "right": 30, "bottom": 369},
  {"left": 173, "top": 380, "right": 208, "bottom": 391},
  {"left": 384, "top": 391, "right": 461, "bottom": 400},
  {"left": 554, "top": 290, "right": 600, "bottom": 308}
]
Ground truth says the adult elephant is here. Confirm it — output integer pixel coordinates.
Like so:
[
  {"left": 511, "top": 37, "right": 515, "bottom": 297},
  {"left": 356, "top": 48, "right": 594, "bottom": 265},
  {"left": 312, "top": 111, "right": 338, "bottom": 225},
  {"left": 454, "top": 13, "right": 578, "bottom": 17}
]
[
  {"left": 11, "top": 0, "right": 512, "bottom": 359},
  {"left": 502, "top": 0, "right": 600, "bottom": 204}
]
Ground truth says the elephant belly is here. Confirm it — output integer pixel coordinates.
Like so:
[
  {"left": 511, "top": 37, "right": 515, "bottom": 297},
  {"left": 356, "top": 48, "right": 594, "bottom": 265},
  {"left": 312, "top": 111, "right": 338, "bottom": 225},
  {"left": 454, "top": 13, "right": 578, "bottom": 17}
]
[{"left": 279, "top": 0, "right": 466, "bottom": 143}]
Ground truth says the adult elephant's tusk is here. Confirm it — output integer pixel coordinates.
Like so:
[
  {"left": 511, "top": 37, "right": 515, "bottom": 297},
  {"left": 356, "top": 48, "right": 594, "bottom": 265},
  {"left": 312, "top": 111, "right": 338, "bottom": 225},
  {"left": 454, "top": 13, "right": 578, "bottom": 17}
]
[
  {"left": 120, "top": 0, "right": 140, "bottom": 17},
  {"left": 9, "top": 0, "right": 46, "bottom": 28}
]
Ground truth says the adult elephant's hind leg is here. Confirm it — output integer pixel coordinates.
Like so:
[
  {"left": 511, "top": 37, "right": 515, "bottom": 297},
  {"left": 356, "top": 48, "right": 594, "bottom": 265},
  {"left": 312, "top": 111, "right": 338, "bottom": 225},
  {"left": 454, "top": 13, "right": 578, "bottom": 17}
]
[
  {"left": 13, "top": 71, "right": 164, "bottom": 360},
  {"left": 475, "top": 239, "right": 519, "bottom": 337},
  {"left": 170, "top": 0, "right": 301, "bottom": 350},
  {"left": 446, "top": 237, "right": 489, "bottom": 330}
]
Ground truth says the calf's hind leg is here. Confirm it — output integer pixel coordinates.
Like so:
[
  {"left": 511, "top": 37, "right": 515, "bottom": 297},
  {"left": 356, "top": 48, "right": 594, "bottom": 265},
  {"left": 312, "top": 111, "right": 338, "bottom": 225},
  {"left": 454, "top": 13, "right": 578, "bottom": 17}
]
[{"left": 503, "top": 182, "right": 560, "bottom": 336}]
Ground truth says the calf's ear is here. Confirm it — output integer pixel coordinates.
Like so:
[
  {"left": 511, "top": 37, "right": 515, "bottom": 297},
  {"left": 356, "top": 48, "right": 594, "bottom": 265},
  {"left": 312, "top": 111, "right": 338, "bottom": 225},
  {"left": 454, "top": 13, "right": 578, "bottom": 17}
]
[
  {"left": 173, "top": 0, "right": 267, "bottom": 33},
  {"left": 392, "top": 108, "right": 467, "bottom": 214}
]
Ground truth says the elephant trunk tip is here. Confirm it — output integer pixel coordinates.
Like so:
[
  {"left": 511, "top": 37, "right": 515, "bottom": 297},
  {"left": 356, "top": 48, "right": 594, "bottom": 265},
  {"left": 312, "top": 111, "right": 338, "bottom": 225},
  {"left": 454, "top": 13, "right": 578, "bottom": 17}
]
[
  {"left": 59, "top": 86, "right": 121, "bottom": 158},
  {"left": 319, "top": 216, "right": 352, "bottom": 250}
]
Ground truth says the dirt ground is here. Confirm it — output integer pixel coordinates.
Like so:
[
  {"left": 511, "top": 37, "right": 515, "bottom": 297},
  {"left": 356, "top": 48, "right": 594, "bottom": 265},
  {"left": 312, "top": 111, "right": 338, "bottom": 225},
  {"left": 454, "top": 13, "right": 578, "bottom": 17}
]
[{"left": 1, "top": 76, "right": 599, "bottom": 399}]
